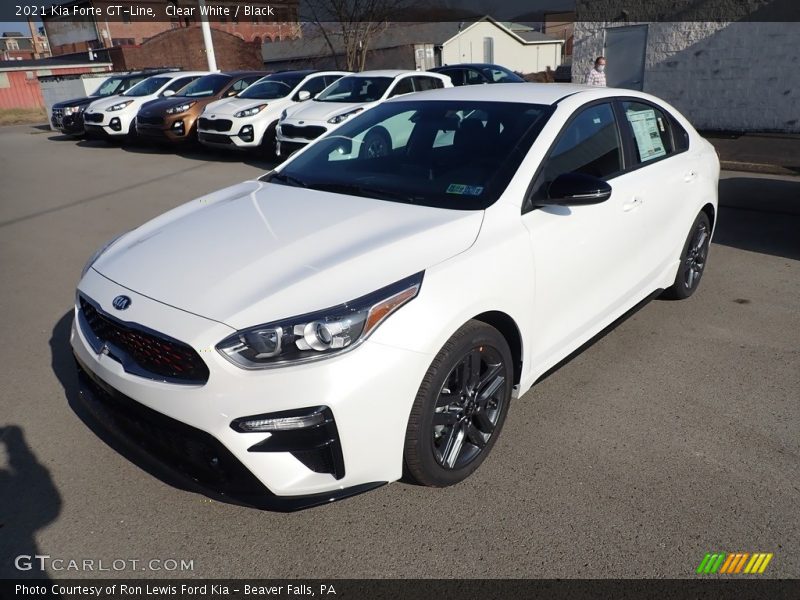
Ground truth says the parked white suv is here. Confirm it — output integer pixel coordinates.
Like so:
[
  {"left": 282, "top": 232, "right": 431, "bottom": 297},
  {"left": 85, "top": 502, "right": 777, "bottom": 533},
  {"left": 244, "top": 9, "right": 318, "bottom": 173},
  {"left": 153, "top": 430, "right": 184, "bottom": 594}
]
[
  {"left": 276, "top": 70, "right": 452, "bottom": 157},
  {"left": 197, "top": 70, "right": 348, "bottom": 153},
  {"left": 83, "top": 72, "right": 208, "bottom": 139}
]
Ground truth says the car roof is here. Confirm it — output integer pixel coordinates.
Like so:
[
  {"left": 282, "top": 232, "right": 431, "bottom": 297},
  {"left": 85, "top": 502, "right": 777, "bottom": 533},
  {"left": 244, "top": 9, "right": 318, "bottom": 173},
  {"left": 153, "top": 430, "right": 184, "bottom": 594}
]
[
  {"left": 433, "top": 63, "right": 508, "bottom": 70},
  {"left": 222, "top": 70, "right": 271, "bottom": 77},
  {"left": 346, "top": 69, "right": 420, "bottom": 78},
  {"left": 384, "top": 82, "right": 628, "bottom": 106}
]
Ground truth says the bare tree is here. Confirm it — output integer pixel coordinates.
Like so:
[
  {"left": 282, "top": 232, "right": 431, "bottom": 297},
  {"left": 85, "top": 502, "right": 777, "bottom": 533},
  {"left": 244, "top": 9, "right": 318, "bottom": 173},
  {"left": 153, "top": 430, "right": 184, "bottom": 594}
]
[{"left": 303, "top": 0, "right": 408, "bottom": 71}]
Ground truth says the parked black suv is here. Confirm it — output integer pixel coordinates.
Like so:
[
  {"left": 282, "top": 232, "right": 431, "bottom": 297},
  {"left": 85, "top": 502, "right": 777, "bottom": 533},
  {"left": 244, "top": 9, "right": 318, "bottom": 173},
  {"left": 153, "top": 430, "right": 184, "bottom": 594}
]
[{"left": 51, "top": 69, "right": 179, "bottom": 136}]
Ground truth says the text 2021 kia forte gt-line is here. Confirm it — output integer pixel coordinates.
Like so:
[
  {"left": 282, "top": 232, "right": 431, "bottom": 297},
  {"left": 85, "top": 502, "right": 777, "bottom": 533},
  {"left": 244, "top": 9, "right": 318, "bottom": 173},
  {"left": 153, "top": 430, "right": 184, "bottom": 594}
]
[{"left": 72, "top": 84, "right": 719, "bottom": 509}]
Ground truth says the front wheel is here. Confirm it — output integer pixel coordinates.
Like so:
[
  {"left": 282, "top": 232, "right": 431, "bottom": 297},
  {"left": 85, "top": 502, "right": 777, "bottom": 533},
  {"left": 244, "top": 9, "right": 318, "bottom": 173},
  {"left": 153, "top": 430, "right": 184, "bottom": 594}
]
[
  {"left": 404, "top": 321, "right": 513, "bottom": 487},
  {"left": 661, "top": 211, "right": 711, "bottom": 300}
]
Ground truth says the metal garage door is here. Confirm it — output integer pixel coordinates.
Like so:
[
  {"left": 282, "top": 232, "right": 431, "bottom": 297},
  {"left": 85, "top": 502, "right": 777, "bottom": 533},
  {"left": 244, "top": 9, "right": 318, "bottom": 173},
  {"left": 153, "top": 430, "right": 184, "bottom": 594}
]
[{"left": 604, "top": 25, "right": 648, "bottom": 90}]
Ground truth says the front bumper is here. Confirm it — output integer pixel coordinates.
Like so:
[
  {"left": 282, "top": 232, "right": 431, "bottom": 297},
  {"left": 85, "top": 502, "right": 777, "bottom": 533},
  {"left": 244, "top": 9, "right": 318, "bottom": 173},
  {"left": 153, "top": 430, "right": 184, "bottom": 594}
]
[
  {"left": 52, "top": 110, "right": 86, "bottom": 135},
  {"left": 137, "top": 114, "right": 197, "bottom": 143},
  {"left": 71, "top": 270, "right": 432, "bottom": 503},
  {"left": 197, "top": 116, "right": 263, "bottom": 149},
  {"left": 83, "top": 110, "right": 132, "bottom": 136}
]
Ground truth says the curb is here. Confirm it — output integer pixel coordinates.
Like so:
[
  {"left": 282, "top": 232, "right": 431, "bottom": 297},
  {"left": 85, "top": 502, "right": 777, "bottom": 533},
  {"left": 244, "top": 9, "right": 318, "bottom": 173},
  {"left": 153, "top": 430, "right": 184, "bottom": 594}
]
[{"left": 719, "top": 160, "right": 799, "bottom": 177}]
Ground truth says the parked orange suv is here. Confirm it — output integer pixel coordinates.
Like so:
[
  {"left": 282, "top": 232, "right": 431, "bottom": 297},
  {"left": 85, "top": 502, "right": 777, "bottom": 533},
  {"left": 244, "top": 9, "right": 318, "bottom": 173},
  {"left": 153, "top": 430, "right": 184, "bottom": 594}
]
[{"left": 135, "top": 71, "right": 269, "bottom": 144}]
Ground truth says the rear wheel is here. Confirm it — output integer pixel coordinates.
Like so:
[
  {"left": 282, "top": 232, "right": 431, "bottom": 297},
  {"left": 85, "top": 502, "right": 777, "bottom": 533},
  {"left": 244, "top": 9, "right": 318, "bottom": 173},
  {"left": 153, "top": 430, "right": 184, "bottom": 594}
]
[
  {"left": 404, "top": 320, "right": 513, "bottom": 487},
  {"left": 661, "top": 211, "right": 711, "bottom": 300}
]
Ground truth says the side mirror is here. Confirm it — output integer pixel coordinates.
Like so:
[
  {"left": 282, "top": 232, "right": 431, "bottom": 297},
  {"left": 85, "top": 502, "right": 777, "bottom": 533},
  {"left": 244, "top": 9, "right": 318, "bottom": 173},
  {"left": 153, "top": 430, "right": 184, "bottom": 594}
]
[
  {"left": 162, "top": 89, "right": 176, "bottom": 97},
  {"left": 546, "top": 172, "right": 612, "bottom": 206},
  {"left": 226, "top": 89, "right": 238, "bottom": 97},
  {"left": 296, "top": 90, "right": 311, "bottom": 102}
]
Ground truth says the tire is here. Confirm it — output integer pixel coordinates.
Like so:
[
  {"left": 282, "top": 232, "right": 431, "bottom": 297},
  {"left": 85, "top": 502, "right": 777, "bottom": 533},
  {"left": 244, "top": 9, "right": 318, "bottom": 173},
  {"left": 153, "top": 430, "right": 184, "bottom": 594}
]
[
  {"left": 404, "top": 320, "right": 513, "bottom": 487},
  {"left": 359, "top": 126, "right": 392, "bottom": 159},
  {"left": 661, "top": 211, "right": 711, "bottom": 300},
  {"left": 261, "top": 121, "right": 277, "bottom": 159}
]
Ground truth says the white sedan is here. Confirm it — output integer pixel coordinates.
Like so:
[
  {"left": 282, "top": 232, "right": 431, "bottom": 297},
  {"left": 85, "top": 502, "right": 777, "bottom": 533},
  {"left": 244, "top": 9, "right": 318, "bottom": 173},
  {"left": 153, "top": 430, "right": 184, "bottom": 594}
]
[
  {"left": 275, "top": 70, "right": 452, "bottom": 157},
  {"left": 197, "top": 70, "right": 348, "bottom": 153},
  {"left": 72, "top": 84, "right": 719, "bottom": 509},
  {"left": 83, "top": 72, "right": 208, "bottom": 139}
]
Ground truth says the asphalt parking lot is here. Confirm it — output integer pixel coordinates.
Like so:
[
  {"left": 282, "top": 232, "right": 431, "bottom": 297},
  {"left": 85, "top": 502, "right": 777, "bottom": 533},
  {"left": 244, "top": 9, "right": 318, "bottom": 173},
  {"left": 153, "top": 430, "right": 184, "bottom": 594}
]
[{"left": 1, "top": 124, "right": 798, "bottom": 580}]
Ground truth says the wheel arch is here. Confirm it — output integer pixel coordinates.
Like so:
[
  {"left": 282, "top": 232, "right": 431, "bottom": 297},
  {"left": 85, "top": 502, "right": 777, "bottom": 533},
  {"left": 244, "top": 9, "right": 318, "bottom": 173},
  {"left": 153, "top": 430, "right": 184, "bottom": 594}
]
[
  {"left": 472, "top": 310, "right": 523, "bottom": 386},
  {"left": 701, "top": 202, "right": 716, "bottom": 234}
]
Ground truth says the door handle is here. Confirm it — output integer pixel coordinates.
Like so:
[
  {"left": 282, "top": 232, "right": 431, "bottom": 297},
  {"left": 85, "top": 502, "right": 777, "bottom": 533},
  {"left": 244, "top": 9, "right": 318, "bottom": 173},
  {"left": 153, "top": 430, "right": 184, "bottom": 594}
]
[
  {"left": 623, "top": 197, "right": 643, "bottom": 212},
  {"left": 684, "top": 170, "right": 697, "bottom": 182}
]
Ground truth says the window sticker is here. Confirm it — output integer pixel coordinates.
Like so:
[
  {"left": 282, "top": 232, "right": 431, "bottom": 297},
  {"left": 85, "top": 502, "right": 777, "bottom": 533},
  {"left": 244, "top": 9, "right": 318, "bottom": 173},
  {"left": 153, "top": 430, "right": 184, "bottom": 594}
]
[
  {"left": 446, "top": 184, "right": 484, "bottom": 196},
  {"left": 627, "top": 109, "right": 667, "bottom": 162}
]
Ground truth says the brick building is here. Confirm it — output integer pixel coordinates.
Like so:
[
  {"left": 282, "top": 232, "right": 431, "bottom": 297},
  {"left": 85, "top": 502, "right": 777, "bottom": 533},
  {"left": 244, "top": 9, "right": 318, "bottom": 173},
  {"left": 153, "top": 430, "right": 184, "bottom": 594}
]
[
  {"left": 43, "top": 0, "right": 299, "bottom": 55},
  {"left": 1, "top": 32, "right": 51, "bottom": 61},
  {"left": 571, "top": 0, "right": 799, "bottom": 133}
]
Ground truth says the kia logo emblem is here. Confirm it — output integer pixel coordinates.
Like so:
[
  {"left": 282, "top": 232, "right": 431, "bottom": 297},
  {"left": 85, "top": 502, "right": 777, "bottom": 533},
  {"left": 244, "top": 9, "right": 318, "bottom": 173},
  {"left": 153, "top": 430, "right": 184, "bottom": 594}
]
[{"left": 112, "top": 295, "right": 131, "bottom": 310}]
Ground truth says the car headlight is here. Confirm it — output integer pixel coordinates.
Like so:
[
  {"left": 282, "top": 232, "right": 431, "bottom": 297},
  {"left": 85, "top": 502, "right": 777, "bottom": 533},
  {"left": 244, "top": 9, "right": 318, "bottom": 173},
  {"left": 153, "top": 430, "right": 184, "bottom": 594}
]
[
  {"left": 107, "top": 100, "right": 134, "bottom": 112},
  {"left": 234, "top": 104, "right": 267, "bottom": 118},
  {"left": 328, "top": 107, "right": 364, "bottom": 124},
  {"left": 280, "top": 109, "right": 288, "bottom": 121},
  {"left": 166, "top": 101, "right": 196, "bottom": 115},
  {"left": 217, "top": 272, "right": 423, "bottom": 369},
  {"left": 80, "top": 232, "right": 127, "bottom": 278},
  {"left": 64, "top": 106, "right": 84, "bottom": 115}
]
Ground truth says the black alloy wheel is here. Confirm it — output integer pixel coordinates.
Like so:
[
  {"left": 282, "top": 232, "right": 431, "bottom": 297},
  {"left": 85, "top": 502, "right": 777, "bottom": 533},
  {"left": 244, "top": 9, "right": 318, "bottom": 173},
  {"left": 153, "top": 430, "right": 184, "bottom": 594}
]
[{"left": 404, "top": 320, "right": 513, "bottom": 487}]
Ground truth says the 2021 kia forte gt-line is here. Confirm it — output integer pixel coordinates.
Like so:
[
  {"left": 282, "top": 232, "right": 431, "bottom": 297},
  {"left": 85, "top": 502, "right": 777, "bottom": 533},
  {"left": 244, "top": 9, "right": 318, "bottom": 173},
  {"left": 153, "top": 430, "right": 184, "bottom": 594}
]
[{"left": 72, "top": 84, "right": 719, "bottom": 509}]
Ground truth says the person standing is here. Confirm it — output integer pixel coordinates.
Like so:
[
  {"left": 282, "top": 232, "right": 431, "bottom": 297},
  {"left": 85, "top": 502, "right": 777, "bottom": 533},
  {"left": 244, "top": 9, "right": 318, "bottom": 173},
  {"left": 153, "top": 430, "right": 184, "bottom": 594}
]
[{"left": 585, "top": 57, "right": 607, "bottom": 87}]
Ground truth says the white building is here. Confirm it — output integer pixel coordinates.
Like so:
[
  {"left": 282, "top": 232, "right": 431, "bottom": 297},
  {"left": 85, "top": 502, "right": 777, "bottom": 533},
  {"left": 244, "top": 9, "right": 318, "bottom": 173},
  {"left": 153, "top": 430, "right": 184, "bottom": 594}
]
[
  {"left": 440, "top": 17, "right": 564, "bottom": 74},
  {"left": 572, "top": 12, "right": 799, "bottom": 132}
]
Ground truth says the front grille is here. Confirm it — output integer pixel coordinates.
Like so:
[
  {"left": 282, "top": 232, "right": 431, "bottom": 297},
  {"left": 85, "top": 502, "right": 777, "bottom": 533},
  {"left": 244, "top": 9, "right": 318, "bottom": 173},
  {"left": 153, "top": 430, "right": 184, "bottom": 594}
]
[
  {"left": 199, "top": 117, "right": 232, "bottom": 132},
  {"left": 76, "top": 359, "right": 266, "bottom": 497},
  {"left": 280, "top": 124, "right": 326, "bottom": 140},
  {"left": 79, "top": 296, "right": 209, "bottom": 384},
  {"left": 84, "top": 112, "right": 103, "bottom": 123},
  {"left": 137, "top": 114, "right": 163, "bottom": 126},
  {"left": 198, "top": 132, "right": 232, "bottom": 144}
]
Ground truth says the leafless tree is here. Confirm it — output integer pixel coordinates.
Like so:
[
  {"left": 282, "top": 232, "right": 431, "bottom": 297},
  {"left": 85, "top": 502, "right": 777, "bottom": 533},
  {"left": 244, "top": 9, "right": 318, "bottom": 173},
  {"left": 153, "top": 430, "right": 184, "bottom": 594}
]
[{"left": 302, "top": 0, "right": 409, "bottom": 71}]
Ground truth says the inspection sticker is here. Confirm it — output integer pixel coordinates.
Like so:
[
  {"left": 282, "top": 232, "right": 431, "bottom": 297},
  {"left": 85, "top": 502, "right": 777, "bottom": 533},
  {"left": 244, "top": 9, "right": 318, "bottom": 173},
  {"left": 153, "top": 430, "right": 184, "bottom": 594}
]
[{"left": 447, "top": 184, "right": 484, "bottom": 196}]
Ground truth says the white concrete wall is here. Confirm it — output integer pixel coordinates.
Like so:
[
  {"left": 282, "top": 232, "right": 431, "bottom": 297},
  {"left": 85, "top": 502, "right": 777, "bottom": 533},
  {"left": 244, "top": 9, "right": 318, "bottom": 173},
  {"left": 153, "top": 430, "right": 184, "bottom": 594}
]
[
  {"left": 572, "top": 21, "right": 800, "bottom": 133},
  {"left": 441, "top": 21, "right": 562, "bottom": 74}
]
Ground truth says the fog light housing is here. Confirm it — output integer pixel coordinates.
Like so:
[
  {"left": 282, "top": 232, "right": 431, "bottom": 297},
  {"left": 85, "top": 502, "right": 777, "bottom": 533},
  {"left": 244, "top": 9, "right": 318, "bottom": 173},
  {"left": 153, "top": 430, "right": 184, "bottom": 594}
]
[
  {"left": 109, "top": 117, "right": 121, "bottom": 131},
  {"left": 231, "top": 406, "right": 344, "bottom": 479},
  {"left": 172, "top": 119, "right": 185, "bottom": 135},
  {"left": 239, "top": 125, "right": 254, "bottom": 142}
]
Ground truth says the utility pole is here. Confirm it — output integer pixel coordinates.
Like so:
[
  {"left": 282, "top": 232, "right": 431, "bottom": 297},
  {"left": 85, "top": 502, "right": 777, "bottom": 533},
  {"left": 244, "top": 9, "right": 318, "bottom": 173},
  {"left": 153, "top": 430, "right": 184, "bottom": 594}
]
[{"left": 197, "top": 0, "right": 218, "bottom": 71}]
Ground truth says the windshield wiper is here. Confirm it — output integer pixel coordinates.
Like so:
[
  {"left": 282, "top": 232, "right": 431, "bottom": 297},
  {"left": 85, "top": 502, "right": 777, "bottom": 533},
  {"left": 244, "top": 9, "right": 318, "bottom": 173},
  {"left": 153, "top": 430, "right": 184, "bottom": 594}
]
[
  {"left": 267, "top": 172, "right": 308, "bottom": 188},
  {"left": 308, "top": 182, "right": 419, "bottom": 203}
]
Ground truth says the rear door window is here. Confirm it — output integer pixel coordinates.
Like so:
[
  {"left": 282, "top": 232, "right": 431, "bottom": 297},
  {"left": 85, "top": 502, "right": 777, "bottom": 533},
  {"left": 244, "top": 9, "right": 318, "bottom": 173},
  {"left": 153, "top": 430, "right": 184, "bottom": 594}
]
[
  {"left": 412, "top": 76, "right": 444, "bottom": 91},
  {"left": 621, "top": 100, "right": 676, "bottom": 164},
  {"left": 388, "top": 77, "right": 414, "bottom": 98}
]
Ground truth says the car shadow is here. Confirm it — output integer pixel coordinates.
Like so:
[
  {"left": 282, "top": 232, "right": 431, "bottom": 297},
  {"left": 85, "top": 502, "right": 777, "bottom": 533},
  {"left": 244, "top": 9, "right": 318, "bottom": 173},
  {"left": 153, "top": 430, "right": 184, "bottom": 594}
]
[
  {"left": 715, "top": 176, "right": 800, "bottom": 260},
  {"left": 0, "top": 424, "right": 62, "bottom": 580}
]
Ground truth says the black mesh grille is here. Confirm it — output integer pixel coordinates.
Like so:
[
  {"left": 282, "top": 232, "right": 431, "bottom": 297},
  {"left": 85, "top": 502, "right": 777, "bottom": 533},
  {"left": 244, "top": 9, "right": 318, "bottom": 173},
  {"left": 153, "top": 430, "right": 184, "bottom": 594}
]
[
  {"left": 76, "top": 360, "right": 265, "bottom": 496},
  {"left": 84, "top": 112, "right": 103, "bottom": 123},
  {"left": 79, "top": 296, "right": 209, "bottom": 384},
  {"left": 199, "top": 117, "right": 232, "bottom": 132},
  {"left": 137, "top": 114, "right": 163, "bottom": 126},
  {"left": 198, "top": 132, "right": 232, "bottom": 144},
  {"left": 280, "top": 124, "right": 326, "bottom": 140}
]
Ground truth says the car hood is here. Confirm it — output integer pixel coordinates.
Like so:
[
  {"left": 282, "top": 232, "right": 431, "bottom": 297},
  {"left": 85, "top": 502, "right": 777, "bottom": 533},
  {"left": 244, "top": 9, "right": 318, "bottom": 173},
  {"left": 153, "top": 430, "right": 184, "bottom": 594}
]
[
  {"left": 86, "top": 94, "right": 148, "bottom": 111},
  {"left": 92, "top": 180, "right": 483, "bottom": 329},
  {"left": 203, "top": 97, "right": 275, "bottom": 117},
  {"left": 140, "top": 95, "right": 216, "bottom": 116},
  {"left": 286, "top": 100, "right": 368, "bottom": 123},
  {"left": 53, "top": 96, "right": 96, "bottom": 108}
]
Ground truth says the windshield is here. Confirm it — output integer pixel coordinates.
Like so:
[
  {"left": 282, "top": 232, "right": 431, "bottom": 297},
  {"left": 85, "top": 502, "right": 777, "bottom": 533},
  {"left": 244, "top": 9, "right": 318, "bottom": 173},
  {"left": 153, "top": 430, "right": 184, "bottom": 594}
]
[
  {"left": 480, "top": 66, "right": 525, "bottom": 83},
  {"left": 123, "top": 76, "right": 170, "bottom": 97},
  {"left": 315, "top": 76, "right": 393, "bottom": 103},
  {"left": 93, "top": 77, "right": 123, "bottom": 97},
  {"left": 267, "top": 100, "right": 552, "bottom": 210},
  {"left": 238, "top": 75, "right": 303, "bottom": 99},
  {"left": 176, "top": 74, "right": 231, "bottom": 97}
]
